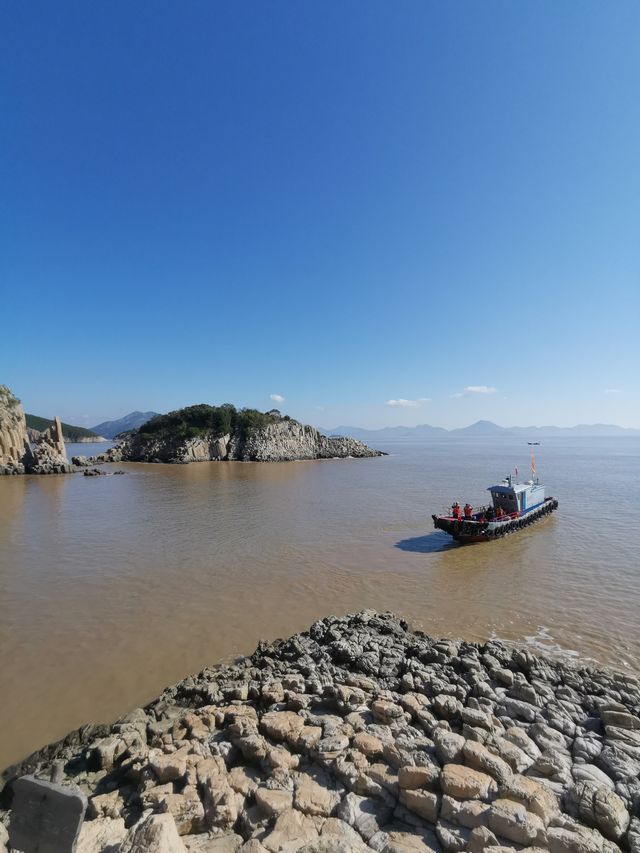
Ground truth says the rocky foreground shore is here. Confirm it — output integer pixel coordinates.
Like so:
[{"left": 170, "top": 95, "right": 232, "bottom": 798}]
[{"left": 2, "top": 611, "right": 640, "bottom": 852}]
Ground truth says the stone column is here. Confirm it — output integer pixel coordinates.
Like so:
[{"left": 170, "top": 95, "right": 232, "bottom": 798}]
[
  {"left": 53, "top": 415, "right": 66, "bottom": 455},
  {"left": 0, "top": 385, "right": 30, "bottom": 474}
]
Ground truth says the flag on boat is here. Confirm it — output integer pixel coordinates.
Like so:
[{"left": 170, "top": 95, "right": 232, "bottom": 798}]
[{"left": 531, "top": 450, "right": 536, "bottom": 477}]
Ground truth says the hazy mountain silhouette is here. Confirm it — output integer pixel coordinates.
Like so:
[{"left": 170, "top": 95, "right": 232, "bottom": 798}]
[
  {"left": 91, "top": 411, "right": 159, "bottom": 439},
  {"left": 320, "top": 420, "right": 639, "bottom": 440}
]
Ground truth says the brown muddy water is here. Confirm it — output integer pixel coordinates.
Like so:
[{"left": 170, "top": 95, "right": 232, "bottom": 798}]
[{"left": 0, "top": 437, "right": 638, "bottom": 771}]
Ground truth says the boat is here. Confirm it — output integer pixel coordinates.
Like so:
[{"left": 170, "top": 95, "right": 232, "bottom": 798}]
[
  {"left": 527, "top": 441, "right": 540, "bottom": 445},
  {"left": 432, "top": 452, "right": 557, "bottom": 543}
]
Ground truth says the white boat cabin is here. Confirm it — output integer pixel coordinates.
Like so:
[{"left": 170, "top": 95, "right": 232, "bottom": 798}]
[{"left": 488, "top": 476, "right": 545, "bottom": 515}]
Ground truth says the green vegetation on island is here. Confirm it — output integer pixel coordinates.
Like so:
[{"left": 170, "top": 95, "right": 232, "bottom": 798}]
[
  {"left": 25, "top": 414, "right": 101, "bottom": 443},
  {"left": 138, "top": 404, "right": 295, "bottom": 441},
  {"left": 88, "top": 403, "right": 382, "bottom": 464}
]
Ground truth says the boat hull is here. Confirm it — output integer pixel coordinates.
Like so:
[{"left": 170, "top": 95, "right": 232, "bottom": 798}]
[{"left": 432, "top": 497, "right": 558, "bottom": 544}]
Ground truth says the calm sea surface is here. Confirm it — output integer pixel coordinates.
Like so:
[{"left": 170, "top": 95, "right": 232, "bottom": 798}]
[{"left": 0, "top": 437, "right": 638, "bottom": 771}]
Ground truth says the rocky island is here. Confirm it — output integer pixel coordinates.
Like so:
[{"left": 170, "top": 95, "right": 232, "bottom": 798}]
[
  {"left": 87, "top": 404, "right": 384, "bottom": 464},
  {"left": 2, "top": 611, "right": 639, "bottom": 852}
]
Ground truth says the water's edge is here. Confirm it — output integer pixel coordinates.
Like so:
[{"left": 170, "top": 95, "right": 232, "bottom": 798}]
[{"left": 2, "top": 610, "right": 638, "bottom": 851}]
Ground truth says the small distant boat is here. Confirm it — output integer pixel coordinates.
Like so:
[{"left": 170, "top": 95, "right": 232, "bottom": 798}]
[
  {"left": 432, "top": 450, "right": 557, "bottom": 544},
  {"left": 527, "top": 441, "right": 540, "bottom": 445}
]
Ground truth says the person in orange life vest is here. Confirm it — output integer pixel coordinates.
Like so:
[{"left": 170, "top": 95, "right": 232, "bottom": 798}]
[
  {"left": 496, "top": 506, "right": 505, "bottom": 518},
  {"left": 463, "top": 503, "right": 473, "bottom": 518},
  {"left": 451, "top": 502, "right": 462, "bottom": 519}
]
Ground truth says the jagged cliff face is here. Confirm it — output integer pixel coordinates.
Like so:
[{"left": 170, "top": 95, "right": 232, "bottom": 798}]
[
  {"left": 26, "top": 416, "right": 73, "bottom": 474},
  {"left": 100, "top": 420, "right": 384, "bottom": 464},
  {"left": 0, "top": 385, "right": 30, "bottom": 474},
  {"left": 113, "top": 432, "right": 232, "bottom": 464},
  {"left": 0, "top": 385, "right": 73, "bottom": 475},
  {"left": 241, "top": 421, "right": 383, "bottom": 461}
]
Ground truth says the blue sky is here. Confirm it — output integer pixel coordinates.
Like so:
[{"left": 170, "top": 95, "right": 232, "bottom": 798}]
[{"left": 1, "top": 2, "right": 638, "bottom": 429}]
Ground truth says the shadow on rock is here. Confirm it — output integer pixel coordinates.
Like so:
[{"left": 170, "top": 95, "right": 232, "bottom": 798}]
[{"left": 394, "top": 531, "right": 457, "bottom": 553}]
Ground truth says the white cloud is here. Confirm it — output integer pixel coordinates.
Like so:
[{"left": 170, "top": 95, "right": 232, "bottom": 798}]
[
  {"left": 269, "top": 394, "right": 285, "bottom": 403},
  {"left": 604, "top": 388, "right": 622, "bottom": 394},
  {"left": 465, "top": 385, "right": 497, "bottom": 394},
  {"left": 451, "top": 385, "right": 497, "bottom": 398},
  {"left": 386, "top": 397, "right": 431, "bottom": 408}
]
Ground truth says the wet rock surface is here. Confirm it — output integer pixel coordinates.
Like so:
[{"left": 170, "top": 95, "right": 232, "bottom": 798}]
[{"left": 1, "top": 611, "right": 639, "bottom": 851}]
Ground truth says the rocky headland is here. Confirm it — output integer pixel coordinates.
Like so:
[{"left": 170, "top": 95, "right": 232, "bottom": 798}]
[
  {"left": 0, "top": 385, "right": 73, "bottom": 475},
  {"left": 0, "top": 386, "right": 30, "bottom": 475},
  {"left": 86, "top": 405, "right": 384, "bottom": 465},
  {"left": 2, "top": 611, "right": 639, "bottom": 853}
]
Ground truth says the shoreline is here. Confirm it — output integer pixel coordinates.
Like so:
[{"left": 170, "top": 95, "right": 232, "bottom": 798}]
[{"left": 2, "top": 611, "right": 638, "bottom": 852}]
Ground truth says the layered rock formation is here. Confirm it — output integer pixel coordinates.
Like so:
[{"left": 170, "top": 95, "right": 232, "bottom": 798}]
[
  {"left": 26, "top": 416, "right": 73, "bottom": 474},
  {"left": 2, "top": 611, "right": 639, "bottom": 852},
  {"left": 240, "top": 422, "right": 381, "bottom": 463},
  {"left": 0, "top": 386, "right": 30, "bottom": 475},
  {"left": 0, "top": 386, "right": 73, "bottom": 475},
  {"left": 89, "top": 420, "right": 384, "bottom": 465}
]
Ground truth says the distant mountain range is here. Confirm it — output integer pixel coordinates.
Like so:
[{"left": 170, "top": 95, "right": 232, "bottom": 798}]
[
  {"left": 89, "top": 413, "right": 639, "bottom": 442},
  {"left": 319, "top": 419, "right": 640, "bottom": 440},
  {"left": 91, "top": 411, "right": 159, "bottom": 440}
]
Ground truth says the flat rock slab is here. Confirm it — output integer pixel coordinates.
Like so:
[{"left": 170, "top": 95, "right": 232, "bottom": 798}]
[{"left": 9, "top": 775, "right": 87, "bottom": 852}]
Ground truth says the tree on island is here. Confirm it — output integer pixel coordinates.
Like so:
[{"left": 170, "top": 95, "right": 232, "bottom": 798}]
[{"left": 138, "top": 404, "right": 297, "bottom": 441}]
